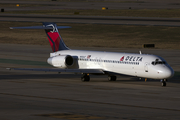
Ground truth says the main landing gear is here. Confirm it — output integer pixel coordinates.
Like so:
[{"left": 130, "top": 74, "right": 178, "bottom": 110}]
[
  {"left": 81, "top": 74, "right": 90, "bottom": 82},
  {"left": 108, "top": 75, "right": 117, "bottom": 81},
  {"left": 161, "top": 79, "right": 167, "bottom": 87},
  {"left": 81, "top": 74, "right": 117, "bottom": 82}
]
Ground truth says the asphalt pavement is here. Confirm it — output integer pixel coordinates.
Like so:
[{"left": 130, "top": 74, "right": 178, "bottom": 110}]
[{"left": 0, "top": 44, "right": 180, "bottom": 120}]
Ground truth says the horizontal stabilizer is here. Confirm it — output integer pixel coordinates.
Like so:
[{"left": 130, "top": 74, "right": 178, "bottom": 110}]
[
  {"left": 10, "top": 26, "right": 71, "bottom": 29},
  {"left": 6, "top": 68, "right": 105, "bottom": 74},
  {"left": 10, "top": 22, "right": 70, "bottom": 52}
]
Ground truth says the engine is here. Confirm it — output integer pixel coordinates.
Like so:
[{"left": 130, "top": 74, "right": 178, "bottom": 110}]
[{"left": 47, "top": 55, "right": 74, "bottom": 68}]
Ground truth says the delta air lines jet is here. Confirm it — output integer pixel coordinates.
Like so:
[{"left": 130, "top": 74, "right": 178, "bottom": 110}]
[{"left": 8, "top": 22, "right": 174, "bottom": 86}]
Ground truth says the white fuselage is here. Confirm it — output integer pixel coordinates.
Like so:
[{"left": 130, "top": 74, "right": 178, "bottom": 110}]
[{"left": 47, "top": 50, "right": 174, "bottom": 80}]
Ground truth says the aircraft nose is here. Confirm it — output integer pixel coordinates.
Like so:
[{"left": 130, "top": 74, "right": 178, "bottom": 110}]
[
  {"left": 165, "top": 68, "right": 174, "bottom": 78},
  {"left": 159, "top": 67, "right": 174, "bottom": 79}
]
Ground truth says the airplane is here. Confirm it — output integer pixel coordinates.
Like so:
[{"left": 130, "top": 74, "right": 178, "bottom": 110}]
[{"left": 8, "top": 22, "right": 174, "bottom": 87}]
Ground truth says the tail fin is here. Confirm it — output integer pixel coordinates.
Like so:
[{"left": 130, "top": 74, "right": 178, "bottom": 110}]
[
  {"left": 10, "top": 22, "right": 70, "bottom": 52},
  {"left": 43, "top": 22, "right": 69, "bottom": 52}
]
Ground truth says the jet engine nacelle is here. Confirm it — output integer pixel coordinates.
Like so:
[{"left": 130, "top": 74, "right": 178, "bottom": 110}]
[{"left": 47, "top": 55, "right": 74, "bottom": 68}]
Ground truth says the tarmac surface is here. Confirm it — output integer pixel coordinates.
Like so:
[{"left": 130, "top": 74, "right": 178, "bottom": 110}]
[
  {"left": 0, "top": 1, "right": 180, "bottom": 119},
  {"left": 0, "top": 44, "right": 180, "bottom": 120},
  {"left": 2, "top": 14, "right": 180, "bottom": 26}
]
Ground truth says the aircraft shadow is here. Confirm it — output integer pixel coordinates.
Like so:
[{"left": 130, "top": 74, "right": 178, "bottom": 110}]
[{"left": 0, "top": 73, "right": 179, "bottom": 84}]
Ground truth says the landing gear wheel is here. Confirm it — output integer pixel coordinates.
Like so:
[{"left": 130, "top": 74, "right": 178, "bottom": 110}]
[
  {"left": 161, "top": 79, "right": 167, "bottom": 87},
  {"left": 81, "top": 74, "right": 90, "bottom": 82},
  {"left": 108, "top": 76, "right": 117, "bottom": 81}
]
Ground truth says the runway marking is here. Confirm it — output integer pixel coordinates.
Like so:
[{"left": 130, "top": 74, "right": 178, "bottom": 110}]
[{"left": 0, "top": 92, "right": 180, "bottom": 112}]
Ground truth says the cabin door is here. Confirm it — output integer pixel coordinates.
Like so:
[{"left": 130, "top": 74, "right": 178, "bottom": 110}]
[{"left": 144, "top": 63, "right": 148, "bottom": 72}]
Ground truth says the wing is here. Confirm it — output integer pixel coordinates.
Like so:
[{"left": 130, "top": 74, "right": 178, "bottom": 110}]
[{"left": 6, "top": 68, "right": 104, "bottom": 74}]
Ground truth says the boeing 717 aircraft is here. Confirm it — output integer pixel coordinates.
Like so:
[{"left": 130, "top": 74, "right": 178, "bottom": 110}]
[{"left": 8, "top": 22, "right": 174, "bottom": 86}]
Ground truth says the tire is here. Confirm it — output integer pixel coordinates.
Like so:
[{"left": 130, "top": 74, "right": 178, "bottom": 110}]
[
  {"left": 81, "top": 74, "right": 90, "bottom": 82},
  {"left": 162, "top": 81, "right": 166, "bottom": 87},
  {"left": 85, "top": 75, "right": 90, "bottom": 81},
  {"left": 108, "top": 76, "right": 116, "bottom": 81}
]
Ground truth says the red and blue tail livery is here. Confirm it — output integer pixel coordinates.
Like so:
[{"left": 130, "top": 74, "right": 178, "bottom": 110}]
[
  {"left": 43, "top": 22, "right": 69, "bottom": 52},
  {"left": 10, "top": 22, "right": 70, "bottom": 52}
]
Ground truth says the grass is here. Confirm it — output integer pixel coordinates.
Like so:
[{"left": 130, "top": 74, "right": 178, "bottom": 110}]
[
  {"left": 0, "top": 21, "right": 180, "bottom": 49},
  {"left": 4, "top": 9, "right": 180, "bottom": 18}
]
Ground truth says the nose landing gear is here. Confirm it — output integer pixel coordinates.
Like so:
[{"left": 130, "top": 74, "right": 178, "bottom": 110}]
[{"left": 161, "top": 79, "right": 167, "bottom": 87}]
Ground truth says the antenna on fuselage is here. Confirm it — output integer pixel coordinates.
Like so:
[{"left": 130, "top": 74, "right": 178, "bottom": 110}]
[{"left": 139, "top": 51, "right": 142, "bottom": 54}]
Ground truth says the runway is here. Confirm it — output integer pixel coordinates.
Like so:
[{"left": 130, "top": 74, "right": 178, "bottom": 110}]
[
  {"left": 2, "top": 14, "right": 180, "bottom": 26},
  {"left": 1, "top": 0, "right": 180, "bottom": 26},
  {"left": 0, "top": 44, "right": 180, "bottom": 120}
]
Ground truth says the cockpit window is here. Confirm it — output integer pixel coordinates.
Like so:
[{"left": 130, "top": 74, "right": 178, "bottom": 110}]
[{"left": 152, "top": 61, "right": 166, "bottom": 65}]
